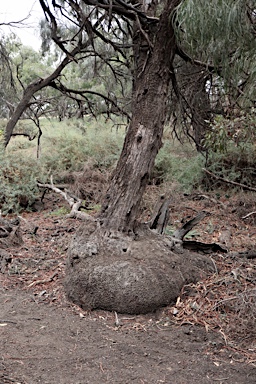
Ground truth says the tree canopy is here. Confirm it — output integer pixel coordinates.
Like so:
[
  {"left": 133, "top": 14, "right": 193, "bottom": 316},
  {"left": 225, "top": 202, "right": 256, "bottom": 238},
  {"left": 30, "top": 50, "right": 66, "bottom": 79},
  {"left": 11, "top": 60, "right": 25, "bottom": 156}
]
[{"left": 2, "top": 1, "right": 255, "bottom": 148}]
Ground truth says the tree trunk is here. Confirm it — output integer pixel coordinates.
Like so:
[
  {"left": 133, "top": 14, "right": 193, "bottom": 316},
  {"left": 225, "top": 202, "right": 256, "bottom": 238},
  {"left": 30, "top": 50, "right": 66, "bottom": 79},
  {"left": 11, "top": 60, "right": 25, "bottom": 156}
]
[{"left": 99, "top": 1, "right": 179, "bottom": 234}]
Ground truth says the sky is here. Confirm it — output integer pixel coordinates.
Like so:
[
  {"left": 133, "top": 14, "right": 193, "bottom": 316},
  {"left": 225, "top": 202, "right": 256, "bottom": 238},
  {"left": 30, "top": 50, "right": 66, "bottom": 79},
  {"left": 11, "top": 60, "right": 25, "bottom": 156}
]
[{"left": 1, "top": 0, "right": 44, "bottom": 51}]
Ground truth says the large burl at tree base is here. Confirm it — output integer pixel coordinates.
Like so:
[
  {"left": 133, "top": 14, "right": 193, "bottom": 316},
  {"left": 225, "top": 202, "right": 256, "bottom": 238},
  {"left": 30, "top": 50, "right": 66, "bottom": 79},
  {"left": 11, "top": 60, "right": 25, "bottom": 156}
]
[{"left": 65, "top": 219, "right": 214, "bottom": 315}]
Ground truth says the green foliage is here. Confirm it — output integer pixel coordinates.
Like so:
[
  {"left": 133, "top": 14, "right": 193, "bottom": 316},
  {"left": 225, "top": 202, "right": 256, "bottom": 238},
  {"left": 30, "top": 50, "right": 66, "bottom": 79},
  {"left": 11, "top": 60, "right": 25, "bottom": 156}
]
[
  {"left": 175, "top": 0, "right": 256, "bottom": 107},
  {"left": 0, "top": 144, "right": 44, "bottom": 213},
  {"left": 203, "top": 111, "right": 256, "bottom": 189},
  {"left": 205, "top": 143, "right": 256, "bottom": 189},
  {"left": 2, "top": 118, "right": 125, "bottom": 213},
  {"left": 41, "top": 118, "right": 124, "bottom": 174},
  {"left": 204, "top": 112, "right": 256, "bottom": 153},
  {"left": 154, "top": 140, "right": 205, "bottom": 192}
]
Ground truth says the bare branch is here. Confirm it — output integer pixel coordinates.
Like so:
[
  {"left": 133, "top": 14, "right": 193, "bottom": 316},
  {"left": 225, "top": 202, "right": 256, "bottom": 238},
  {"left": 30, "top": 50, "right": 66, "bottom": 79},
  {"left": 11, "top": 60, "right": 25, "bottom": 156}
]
[
  {"left": 37, "top": 177, "right": 95, "bottom": 221},
  {"left": 203, "top": 168, "right": 256, "bottom": 192}
]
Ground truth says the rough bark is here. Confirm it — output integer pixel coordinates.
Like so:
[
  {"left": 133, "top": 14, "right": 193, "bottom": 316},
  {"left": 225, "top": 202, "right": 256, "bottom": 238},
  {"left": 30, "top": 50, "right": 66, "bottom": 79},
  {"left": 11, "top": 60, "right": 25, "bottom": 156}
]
[
  {"left": 99, "top": 1, "right": 180, "bottom": 233},
  {"left": 65, "top": 221, "right": 214, "bottom": 314}
]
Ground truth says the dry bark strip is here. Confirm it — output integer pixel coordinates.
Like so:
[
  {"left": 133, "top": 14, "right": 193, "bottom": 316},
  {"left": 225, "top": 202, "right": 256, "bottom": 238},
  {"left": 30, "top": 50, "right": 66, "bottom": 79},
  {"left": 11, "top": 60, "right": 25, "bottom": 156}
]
[{"left": 173, "top": 211, "right": 209, "bottom": 240}]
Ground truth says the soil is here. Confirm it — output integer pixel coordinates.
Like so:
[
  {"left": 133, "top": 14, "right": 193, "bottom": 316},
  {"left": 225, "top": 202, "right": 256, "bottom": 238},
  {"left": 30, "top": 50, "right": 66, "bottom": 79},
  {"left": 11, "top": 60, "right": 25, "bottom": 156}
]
[{"left": 0, "top": 191, "right": 256, "bottom": 384}]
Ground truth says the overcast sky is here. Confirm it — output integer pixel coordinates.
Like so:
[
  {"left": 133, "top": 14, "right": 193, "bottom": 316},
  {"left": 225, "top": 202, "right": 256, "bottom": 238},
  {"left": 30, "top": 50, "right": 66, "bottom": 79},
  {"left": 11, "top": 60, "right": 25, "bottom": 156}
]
[{"left": 1, "top": 0, "right": 44, "bottom": 51}]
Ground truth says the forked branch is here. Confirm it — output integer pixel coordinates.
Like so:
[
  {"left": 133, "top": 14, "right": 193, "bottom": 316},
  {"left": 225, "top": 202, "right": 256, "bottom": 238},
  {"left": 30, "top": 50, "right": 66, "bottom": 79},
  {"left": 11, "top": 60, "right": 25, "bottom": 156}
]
[{"left": 37, "top": 177, "right": 95, "bottom": 221}]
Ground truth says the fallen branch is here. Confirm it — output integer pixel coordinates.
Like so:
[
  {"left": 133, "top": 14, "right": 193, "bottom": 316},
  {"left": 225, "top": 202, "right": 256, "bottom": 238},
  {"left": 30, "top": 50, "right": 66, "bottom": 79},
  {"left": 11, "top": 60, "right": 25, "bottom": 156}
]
[
  {"left": 230, "top": 250, "right": 256, "bottom": 259},
  {"left": 28, "top": 271, "right": 58, "bottom": 287},
  {"left": 183, "top": 240, "right": 227, "bottom": 254},
  {"left": 203, "top": 168, "right": 256, "bottom": 192},
  {"left": 37, "top": 176, "right": 94, "bottom": 221}
]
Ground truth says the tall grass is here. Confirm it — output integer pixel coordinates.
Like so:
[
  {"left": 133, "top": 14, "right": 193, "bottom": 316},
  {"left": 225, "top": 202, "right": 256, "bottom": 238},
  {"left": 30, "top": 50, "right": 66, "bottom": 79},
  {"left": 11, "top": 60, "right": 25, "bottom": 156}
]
[{"left": 1, "top": 117, "right": 205, "bottom": 212}]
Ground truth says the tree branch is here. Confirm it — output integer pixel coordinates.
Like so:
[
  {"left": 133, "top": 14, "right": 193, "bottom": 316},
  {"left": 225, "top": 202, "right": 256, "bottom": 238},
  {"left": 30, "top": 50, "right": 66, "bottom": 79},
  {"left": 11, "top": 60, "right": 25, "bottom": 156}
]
[
  {"left": 203, "top": 168, "right": 256, "bottom": 192},
  {"left": 37, "top": 177, "right": 95, "bottom": 221},
  {"left": 176, "top": 45, "right": 223, "bottom": 76}
]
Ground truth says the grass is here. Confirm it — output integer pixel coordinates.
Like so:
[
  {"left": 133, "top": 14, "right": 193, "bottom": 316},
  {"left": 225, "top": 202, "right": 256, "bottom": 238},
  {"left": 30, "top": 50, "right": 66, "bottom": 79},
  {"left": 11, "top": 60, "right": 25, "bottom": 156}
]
[
  {"left": 7, "top": 117, "right": 126, "bottom": 171},
  {"left": 1, "top": 116, "right": 232, "bottom": 213}
]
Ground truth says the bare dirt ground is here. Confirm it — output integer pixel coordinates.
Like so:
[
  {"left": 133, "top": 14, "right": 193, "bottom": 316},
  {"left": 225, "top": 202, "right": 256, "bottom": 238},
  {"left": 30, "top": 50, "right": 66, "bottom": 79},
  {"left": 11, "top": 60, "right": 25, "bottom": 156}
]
[{"left": 0, "top": 191, "right": 256, "bottom": 384}]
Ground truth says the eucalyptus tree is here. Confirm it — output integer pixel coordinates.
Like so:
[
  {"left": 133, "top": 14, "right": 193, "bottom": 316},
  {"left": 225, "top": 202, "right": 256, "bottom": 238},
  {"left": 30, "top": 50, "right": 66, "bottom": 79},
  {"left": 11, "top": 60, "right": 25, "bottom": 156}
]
[
  {"left": 0, "top": 34, "right": 18, "bottom": 119},
  {"left": 5, "top": 0, "right": 256, "bottom": 313},
  {"left": 37, "top": 0, "right": 256, "bottom": 232}
]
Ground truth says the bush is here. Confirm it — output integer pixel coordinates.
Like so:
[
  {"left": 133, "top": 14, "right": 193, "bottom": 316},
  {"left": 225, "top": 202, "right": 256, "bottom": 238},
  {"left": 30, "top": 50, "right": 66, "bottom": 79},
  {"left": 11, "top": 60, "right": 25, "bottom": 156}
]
[
  {"left": 0, "top": 118, "right": 125, "bottom": 212},
  {"left": 153, "top": 141, "right": 205, "bottom": 192},
  {"left": 0, "top": 145, "right": 44, "bottom": 213},
  {"left": 204, "top": 144, "right": 256, "bottom": 190},
  {"left": 202, "top": 112, "right": 256, "bottom": 190},
  {"left": 42, "top": 118, "right": 124, "bottom": 176}
]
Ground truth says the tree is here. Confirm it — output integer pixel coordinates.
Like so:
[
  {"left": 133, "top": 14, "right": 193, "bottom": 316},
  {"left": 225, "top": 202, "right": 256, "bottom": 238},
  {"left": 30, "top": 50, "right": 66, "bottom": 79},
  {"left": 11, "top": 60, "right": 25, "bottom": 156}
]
[
  {"left": 37, "top": 0, "right": 255, "bottom": 226},
  {"left": 36, "top": 0, "right": 210, "bottom": 314},
  {"left": 4, "top": 0, "right": 256, "bottom": 314}
]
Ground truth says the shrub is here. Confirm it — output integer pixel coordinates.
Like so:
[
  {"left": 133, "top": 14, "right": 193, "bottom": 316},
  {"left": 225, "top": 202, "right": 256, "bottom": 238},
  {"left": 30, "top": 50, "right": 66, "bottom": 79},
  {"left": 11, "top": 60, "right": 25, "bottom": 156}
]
[
  {"left": 202, "top": 112, "right": 256, "bottom": 190},
  {"left": 204, "top": 144, "right": 256, "bottom": 190},
  {"left": 153, "top": 141, "right": 205, "bottom": 192},
  {"left": 0, "top": 145, "right": 44, "bottom": 213},
  {"left": 42, "top": 119, "right": 124, "bottom": 176}
]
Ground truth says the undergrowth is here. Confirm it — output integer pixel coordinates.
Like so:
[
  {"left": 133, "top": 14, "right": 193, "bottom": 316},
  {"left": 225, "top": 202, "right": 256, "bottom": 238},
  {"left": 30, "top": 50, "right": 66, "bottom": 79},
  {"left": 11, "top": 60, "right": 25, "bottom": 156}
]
[
  {"left": 0, "top": 144, "right": 45, "bottom": 213},
  {"left": 1, "top": 115, "right": 256, "bottom": 213},
  {"left": 203, "top": 113, "right": 256, "bottom": 190},
  {"left": 204, "top": 143, "right": 256, "bottom": 189}
]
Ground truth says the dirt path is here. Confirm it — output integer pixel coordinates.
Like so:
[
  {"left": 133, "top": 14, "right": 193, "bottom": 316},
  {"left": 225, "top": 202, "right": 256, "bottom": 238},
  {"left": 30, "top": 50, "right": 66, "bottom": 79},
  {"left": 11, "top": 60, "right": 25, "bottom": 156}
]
[
  {"left": 0, "top": 192, "right": 255, "bottom": 383},
  {"left": 1, "top": 288, "right": 255, "bottom": 384}
]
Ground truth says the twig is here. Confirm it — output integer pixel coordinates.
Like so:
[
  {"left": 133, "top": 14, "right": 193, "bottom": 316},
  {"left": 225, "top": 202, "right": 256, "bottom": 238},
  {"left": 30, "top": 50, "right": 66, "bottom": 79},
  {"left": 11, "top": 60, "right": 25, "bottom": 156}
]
[
  {"left": 242, "top": 211, "right": 256, "bottom": 219},
  {"left": 203, "top": 168, "right": 256, "bottom": 192},
  {"left": 28, "top": 271, "right": 58, "bottom": 287}
]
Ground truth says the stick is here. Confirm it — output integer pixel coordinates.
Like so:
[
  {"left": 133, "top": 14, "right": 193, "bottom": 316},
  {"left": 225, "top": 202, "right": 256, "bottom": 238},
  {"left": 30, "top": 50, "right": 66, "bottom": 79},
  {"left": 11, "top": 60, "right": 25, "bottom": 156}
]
[
  {"left": 28, "top": 271, "right": 58, "bottom": 287},
  {"left": 203, "top": 168, "right": 256, "bottom": 192},
  {"left": 242, "top": 211, "right": 256, "bottom": 219}
]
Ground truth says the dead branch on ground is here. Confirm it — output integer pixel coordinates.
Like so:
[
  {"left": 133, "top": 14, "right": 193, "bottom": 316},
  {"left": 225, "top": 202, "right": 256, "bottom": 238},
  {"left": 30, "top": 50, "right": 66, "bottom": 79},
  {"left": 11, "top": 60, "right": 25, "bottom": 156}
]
[
  {"left": 173, "top": 211, "right": 208, "bottom": 240},
  {"left": 203, "top": 168, "right": 256, "bottom": 192},
  {"left": 37, "top": 176, "right": 95, "bottom": 221}
]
